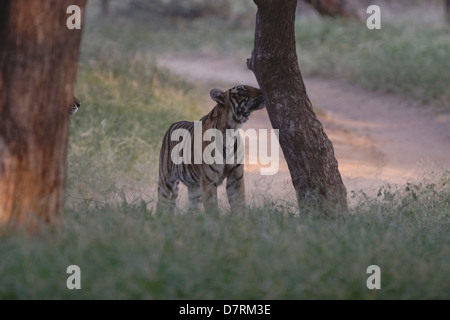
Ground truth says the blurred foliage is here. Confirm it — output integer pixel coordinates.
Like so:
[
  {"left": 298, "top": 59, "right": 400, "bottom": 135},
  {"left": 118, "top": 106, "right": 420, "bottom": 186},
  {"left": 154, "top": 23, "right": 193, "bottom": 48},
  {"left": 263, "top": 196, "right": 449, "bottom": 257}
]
[
  {"left": 128, "top": 0, "right": 232, "bottom": 19},
  {"left": 91, "top": 0, "right": 256, "bottom": 26},
  {"left": 90, "top": 0, "right": 448, "bottom": 28}
]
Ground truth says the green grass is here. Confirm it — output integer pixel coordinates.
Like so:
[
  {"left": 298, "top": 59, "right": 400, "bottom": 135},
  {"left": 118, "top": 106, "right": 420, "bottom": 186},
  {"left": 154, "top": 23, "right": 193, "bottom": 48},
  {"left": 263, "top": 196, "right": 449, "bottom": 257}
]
[
  {"left": 1, "top": 175, "right": 449, "bottom": 299},
  {"left": 0, "top": 6, "right": 449, "bottom": 300}
]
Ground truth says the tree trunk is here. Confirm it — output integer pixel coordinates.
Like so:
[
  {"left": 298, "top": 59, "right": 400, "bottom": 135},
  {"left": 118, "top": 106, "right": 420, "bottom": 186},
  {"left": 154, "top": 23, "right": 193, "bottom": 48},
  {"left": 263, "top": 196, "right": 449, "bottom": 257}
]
[
  {"left": 247, "top": 0, "right": 348, "bottom": 215},
  {"left": 0, "top": 0, "right": 86, "bottom": 230}
]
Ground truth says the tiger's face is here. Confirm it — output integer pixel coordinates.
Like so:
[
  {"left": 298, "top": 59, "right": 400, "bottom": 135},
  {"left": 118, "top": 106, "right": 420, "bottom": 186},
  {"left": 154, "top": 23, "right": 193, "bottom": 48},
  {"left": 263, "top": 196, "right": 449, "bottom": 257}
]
[
  {"left": 69, "top": 96, "right": 81, "bottom": 115},
  {"left": 210, "top": 85, "right": 264, "bottom": 126}
]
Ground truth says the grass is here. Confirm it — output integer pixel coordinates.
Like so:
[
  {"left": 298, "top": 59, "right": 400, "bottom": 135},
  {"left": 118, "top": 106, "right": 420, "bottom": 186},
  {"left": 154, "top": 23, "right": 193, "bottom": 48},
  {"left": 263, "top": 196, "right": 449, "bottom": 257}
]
[
  {"left": 0, "top": 4, "right": 449, "bottom": 300},
  {"left": 1, "top": 174, "right": 449, "bottom": 299}
]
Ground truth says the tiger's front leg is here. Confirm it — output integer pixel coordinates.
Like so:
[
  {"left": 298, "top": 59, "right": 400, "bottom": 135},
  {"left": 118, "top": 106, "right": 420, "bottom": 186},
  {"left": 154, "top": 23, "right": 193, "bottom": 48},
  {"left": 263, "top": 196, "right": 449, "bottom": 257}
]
[
  {"left": 187, "top": 186, "right": 202, "bottom": 214},
  {"left": 226, "top": 164, "right": 245, "bottom": 212},
  {"left": 201, "top": 176, "right": 219, "bottom": 214}
]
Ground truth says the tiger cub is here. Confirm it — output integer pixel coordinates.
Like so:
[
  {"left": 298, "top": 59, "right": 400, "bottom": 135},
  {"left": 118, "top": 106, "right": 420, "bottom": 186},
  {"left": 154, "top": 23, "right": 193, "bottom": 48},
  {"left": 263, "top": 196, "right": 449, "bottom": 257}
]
[
  {"left": 157, "top": 85, "right": 265, "bottom": 214},
  {"left": 69, "top": 96, "right": 81, "bottom": 115}
]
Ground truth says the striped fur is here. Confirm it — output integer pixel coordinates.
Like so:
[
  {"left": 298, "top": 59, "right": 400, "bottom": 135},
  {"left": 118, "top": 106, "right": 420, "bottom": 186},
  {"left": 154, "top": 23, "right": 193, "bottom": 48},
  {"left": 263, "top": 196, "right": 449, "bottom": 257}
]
[
  {"left": 157, "top": 85, "right": 264, "bottom": 213},
  {"left": 69, "top": 96, "right": 81, "bottom": 115}
]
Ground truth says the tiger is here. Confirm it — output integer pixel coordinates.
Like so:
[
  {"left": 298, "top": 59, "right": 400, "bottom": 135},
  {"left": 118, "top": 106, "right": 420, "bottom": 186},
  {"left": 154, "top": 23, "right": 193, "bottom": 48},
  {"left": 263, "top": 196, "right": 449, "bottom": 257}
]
[
  {"left": 69, "top": 96, "right": 81, "bottom": 115},
  {"left": 156, "top": 85, "right": 265, "bottom": 214}
]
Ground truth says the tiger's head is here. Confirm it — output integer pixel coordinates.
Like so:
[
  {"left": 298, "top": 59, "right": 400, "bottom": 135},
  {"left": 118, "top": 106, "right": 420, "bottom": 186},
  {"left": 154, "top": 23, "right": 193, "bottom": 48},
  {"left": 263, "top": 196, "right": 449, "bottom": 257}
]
[
  {"left": 210, "top": 85, "right": 265, "bottom": 127},
  {"left": 69, "top": 96, "right": 81, "bottom": 116}
]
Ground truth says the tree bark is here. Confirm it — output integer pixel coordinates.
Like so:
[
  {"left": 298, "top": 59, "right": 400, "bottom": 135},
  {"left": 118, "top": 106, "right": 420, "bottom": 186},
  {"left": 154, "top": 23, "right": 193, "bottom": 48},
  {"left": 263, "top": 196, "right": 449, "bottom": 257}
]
[
  {"left": 248, "top": 0, "right": 348, "bottom": 215},
  {"left": 0, "top": 0, "right": 86, "bottom": 229}
]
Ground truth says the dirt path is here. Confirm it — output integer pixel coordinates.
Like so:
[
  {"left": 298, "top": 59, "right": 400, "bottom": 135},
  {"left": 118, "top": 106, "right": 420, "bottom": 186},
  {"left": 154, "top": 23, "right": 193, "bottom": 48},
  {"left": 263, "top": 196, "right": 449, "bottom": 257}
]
[{"left": 157, "top": 55, "right": 450, "bottom": 206}]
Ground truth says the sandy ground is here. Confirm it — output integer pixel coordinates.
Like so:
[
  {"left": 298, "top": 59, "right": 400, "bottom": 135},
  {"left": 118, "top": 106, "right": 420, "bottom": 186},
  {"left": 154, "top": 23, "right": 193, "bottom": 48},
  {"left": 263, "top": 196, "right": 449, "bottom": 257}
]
[{"left": 156, "top": 55, "right": 450, "bottom": 207}]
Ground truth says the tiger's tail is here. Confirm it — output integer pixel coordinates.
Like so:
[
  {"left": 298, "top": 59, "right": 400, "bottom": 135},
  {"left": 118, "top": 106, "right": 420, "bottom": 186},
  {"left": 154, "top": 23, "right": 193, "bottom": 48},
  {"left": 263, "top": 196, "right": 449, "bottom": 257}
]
[{"left": 156, "top": 129, "right": 179, "bottom": 214}]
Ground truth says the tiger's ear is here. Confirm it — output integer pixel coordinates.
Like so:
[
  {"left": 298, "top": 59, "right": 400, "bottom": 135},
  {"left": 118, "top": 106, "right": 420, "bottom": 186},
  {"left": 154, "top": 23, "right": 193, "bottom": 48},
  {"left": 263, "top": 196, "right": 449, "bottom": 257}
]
[{"left": 210, "top": 89, "right": 226, "bottom": 105}]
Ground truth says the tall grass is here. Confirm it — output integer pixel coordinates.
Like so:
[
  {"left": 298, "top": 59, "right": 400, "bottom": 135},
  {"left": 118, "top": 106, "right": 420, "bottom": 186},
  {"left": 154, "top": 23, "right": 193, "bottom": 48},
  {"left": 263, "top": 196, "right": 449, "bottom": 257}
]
[{"left": 1, "top": 174, "right": 449, "bottom": 299}]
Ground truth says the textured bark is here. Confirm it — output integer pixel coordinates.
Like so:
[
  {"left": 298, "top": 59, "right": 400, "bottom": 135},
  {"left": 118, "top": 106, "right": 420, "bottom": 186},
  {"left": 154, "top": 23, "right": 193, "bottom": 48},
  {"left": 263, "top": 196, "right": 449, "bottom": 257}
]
[
  {"left": 0, "top": 0, "right": 86, "bottom": 229},
  {"left": 248, "top": 0, "right": 348, "bottom": 215}
]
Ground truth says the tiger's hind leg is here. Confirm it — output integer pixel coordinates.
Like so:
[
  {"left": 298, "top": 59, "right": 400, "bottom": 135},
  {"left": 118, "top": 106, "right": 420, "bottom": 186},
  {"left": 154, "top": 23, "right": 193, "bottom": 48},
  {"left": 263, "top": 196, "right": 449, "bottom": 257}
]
[{"left": 156, "top": 177, "right": 179, "bottom": 214}]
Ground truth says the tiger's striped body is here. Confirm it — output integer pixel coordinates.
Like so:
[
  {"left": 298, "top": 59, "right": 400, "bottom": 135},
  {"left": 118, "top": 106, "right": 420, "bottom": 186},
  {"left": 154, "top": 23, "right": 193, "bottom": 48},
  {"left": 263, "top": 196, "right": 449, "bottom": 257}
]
[{"left": 157, "top": 85, "right": 264, "bottom": 213}]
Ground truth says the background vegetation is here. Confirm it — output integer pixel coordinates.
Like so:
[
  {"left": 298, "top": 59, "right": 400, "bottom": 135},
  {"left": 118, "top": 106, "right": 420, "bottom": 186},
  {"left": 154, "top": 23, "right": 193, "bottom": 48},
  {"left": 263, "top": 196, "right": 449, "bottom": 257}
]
[
  {"left": 0, "top": 0, "right": 448, "bottom": 299},
  {"left": 97, "top": 0, "right": 450, "bottom": 110}
]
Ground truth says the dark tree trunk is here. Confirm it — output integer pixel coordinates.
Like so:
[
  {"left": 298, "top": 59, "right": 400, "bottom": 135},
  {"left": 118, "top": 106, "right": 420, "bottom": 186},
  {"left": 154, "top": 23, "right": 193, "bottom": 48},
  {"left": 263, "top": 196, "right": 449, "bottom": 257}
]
[
  {"left": 0, "top": 0, "right": 86, "bottom": 230},
  {"left": 247, "top": 0, "right": 348, "bottom": 215}
]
